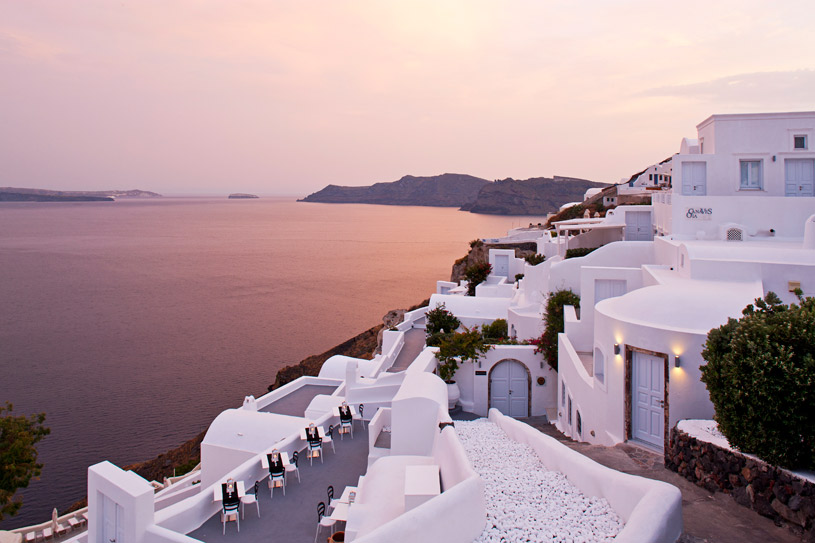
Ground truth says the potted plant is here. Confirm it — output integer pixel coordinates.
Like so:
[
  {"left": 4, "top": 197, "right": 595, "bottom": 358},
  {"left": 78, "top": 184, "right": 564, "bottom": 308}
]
[{"left": 435, "top": 327, "right": 492, "bottom": 410}]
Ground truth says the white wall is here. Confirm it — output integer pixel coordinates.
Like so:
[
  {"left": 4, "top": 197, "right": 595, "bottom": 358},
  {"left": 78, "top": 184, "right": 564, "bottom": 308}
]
[
  {"left": 87, "top": 462, "right": 155, "bottom": 543},
  {"left": 454, "top": 345, "right": 557, "bottom": 418},
  {"left": 488, "top": 410, "right": 683, "bottom": 543}
]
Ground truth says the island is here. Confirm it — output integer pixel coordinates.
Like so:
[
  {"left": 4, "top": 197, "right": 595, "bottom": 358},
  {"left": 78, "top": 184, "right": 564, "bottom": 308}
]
[
  {"left": 0, "top": 187, "right": 162, "bottom": 202},
  {"left": 228, "top": 193, "right": 259, "bottom": 199},
  {"left": 299, "top": 173, "right": 608, "bottom": 215}
]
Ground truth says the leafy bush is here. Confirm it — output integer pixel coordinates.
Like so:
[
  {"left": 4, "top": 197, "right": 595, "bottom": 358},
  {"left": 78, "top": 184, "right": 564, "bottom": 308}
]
[
  {"left": 559, "top": 204, "right": 584, "bottom": 221},
  {"left": 524, "top": 254, "right": 546, "bottom": 265},
  {"left": 435, "top": 328, "right": 492, "bottom": 382},
  {"left": 464, "top": 262, "right": 492, "bottom": 296},
  {"left": 0, "top": 403, "right": 49, "bottom": 520},
  {"left": 535, "top": 289, "right": 580, "bottom": 370},
  {"left": 514, "top": 273, "right": 525, "bottom": 283},
  {"left": 469, "top": 239, "right": 484, "bottom": 249},
  {"left": 700, "top": 291, "right": 815, "bottom": 469},
  {"left": 482, "top": 319, "right": 508, "bottom": 342},
  {"left": 565, "top": 247, "right": 598, "bottom": 259},
  {"left": 425, "top": 303, "right": 460, "bottom": 346}
]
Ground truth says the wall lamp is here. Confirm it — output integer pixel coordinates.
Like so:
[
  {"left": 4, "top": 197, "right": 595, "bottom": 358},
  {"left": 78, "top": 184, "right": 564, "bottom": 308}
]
[
  {"left": 675, "top": 355, "right": 681, "bottom": 368},
  {"left": 614, "top": 343, "right": 621, "bottom": 355}
]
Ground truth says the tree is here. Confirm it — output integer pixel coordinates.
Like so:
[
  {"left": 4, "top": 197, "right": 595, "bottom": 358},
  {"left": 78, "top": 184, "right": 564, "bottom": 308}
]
[
  {"left": 464, "top": 262, "right": 492, "bottom": 296},
  {"left": 535, "top": 289, "right": 580, "bottom": 370},
  {"left": 0, "top": 403, "right": 50, "bottom": 520},
  {"left": 700, "top": 291, "right": 815, "bottom": 469},
  {"left": 425, "top": 303, "right": 461, "bottom": 347},
  {"left": 435, "top": 328, "right": 492, "bottom": 382}
]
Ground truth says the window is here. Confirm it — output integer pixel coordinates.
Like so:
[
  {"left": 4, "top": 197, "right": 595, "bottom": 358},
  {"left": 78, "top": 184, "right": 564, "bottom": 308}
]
[
  {"left": 594, "top": 347, "right": 605, "bottom": 384},
  {"left": 576, "top": 411, "right": 582, "bottom": 437},
  {"left": 561, "top": 382, "right": 566, "bottom": 407},
  {"left": 648, "top": 174, "right": 653, "bottom": 181},
  {"left": 795, "top": 135, "right": 808, "bottom": 150},
  {"left": 567, "top": 396, "right": 572, "bottom": 426},
  {"left": 740, "top": 160, "right": 763, "bottom": 190}
]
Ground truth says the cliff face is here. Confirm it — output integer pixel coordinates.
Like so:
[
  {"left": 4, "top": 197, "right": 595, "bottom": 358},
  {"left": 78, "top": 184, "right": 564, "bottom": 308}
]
[
  {"left": 463, "top": 176, "right": 608, "bottom": 215},
  {"left": 298, "top": 173, "right": 490, "bottom": 207}
]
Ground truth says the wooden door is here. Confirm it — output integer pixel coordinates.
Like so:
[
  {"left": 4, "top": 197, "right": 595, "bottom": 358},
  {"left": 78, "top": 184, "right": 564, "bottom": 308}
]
[{"left": 632, "top": 351, "right": 664, "bottom": 449}]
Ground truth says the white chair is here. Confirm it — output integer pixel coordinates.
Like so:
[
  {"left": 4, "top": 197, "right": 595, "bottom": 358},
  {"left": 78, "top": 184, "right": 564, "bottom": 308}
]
[
  {"left": 222, "top": 501, "right": 240, "bottom": 534},
  {"left": 307, "top": 439, "right": 323, "bottom": 465},
  {"left": 315, "top": 502, "right": 336, "bottom": 543},
  {"left": 339, "top": 418, "right": 353, "bottom": 439},
  {"left": 323, "top": 425, "right": 336, "bottom": 454},
  {"left": 241, "top": 481, "right": 260, "bottom": 519},
  {"left": 285, "top": 451, "right": 301, "bottom": 483},
  {"left": 269, "top": 470, "right": 286, "bottom": 497}
]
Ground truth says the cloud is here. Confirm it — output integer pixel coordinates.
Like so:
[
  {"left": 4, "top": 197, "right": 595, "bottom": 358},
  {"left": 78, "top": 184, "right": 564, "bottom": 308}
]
[{"left": 639, "top": 70, "right": 815, "bottom": 110}]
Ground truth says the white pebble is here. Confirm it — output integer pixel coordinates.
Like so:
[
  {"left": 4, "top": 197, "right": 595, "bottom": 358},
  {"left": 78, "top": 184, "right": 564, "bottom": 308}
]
[{"left": 456, "top": 419, "right": 624, "bottom": 543}]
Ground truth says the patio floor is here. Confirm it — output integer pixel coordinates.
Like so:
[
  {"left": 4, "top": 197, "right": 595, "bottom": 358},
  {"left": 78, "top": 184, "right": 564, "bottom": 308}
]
[
  {"left": 188, "top": 421, "right": 369, "bottom": 542},
  {"left": 260, "top": 385, "right": 338, "bottom": 417}
]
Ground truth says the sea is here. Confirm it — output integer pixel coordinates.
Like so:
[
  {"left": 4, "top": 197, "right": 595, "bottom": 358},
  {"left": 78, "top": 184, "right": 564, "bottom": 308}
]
[{"left": 0, "top": 197, "right": 546, "bottom": 529}]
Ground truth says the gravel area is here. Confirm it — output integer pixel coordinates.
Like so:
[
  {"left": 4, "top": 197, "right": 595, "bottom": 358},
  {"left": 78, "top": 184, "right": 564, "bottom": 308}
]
[{"left": 456, "top": 419, "right": 624, "bottom": 543}]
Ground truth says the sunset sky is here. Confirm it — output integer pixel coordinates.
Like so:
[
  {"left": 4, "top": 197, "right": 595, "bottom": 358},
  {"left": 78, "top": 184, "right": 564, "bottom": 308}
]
[{"left": 1, "top": 1, "right": 813, "bottom": 196}]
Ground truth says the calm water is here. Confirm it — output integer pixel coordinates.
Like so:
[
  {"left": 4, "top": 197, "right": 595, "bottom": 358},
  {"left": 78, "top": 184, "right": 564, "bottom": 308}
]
[{"left": 0, "top": 197, "right": 543, "bottom": 528}]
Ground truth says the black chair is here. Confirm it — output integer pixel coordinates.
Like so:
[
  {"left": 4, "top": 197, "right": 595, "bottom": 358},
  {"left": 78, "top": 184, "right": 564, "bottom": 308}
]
[
  {"left": 324, "top": 424, "right": 337, "bottom": 453},
  {"left": 315, "top": 501, "right": 336, "bottom": 543},
  {"left": 327, "top": 485, "right": 340, "bottom": 512},
  {"left": 359, "top": 403, "right": 366, "bottom": 429},
  {"left": 285, "top": 450, "right": 301, "bottom": 483}
]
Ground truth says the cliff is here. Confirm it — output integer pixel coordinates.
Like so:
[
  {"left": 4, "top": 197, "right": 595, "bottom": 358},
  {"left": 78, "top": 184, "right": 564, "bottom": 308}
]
[
  {"left": 462, "top": 176, "right": 608, "bottom": 215},
  {"left": 298, "top": 173, "right": 490, "bottom": 207}
]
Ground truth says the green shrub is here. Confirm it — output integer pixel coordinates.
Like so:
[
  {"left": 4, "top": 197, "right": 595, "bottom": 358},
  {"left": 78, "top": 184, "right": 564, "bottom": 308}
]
[
  {"left": 482, "top": 319, "right": 508, "bottom": 342},
  {"left": 535, "top": 289, "right": 580, "bottom": 370},
  {"left": 469, "top": 239, "right": 484, "bottom": 249},
  {"left": 559, "top": 204, "right": 584, "bottom": 221},
  {"left": 514, "top": 273, "right": 525, "bottom": 283},
  {"left": 464, "top": 262, "right": 492, "bottom": 296},
  {"left": 435, "top": 328, "right": 492, "bottom": 382},
  {"left": 524, "top": 254, "right": 546, "bottom": 265},
  {"left": 565, "top": 247, "right": 598, "bottom": 259},
  {"left": 425, "top": 303, "right": 460, "bottom": 346},
  {"left": 700, "top": 291, "right": 815, "bottom": 469}
]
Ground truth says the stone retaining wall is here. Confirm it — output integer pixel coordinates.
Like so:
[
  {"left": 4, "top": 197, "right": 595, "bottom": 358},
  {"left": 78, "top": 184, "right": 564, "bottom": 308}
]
[{"left": 666, "top": 426, "right": 815, "bottom": 540}]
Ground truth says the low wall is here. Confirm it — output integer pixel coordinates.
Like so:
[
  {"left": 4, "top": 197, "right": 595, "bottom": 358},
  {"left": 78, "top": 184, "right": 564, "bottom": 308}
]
[
  {"left": 666, "top": 426, "right": 815, "bottom": 537},
  {"left": 488, "top": 409, "right": 682, "bottom": 543}
]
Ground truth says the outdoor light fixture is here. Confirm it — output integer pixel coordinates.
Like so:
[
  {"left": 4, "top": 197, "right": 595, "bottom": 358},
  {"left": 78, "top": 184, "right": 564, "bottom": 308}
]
[
  {"left": 675, "top": 355, "right": 681, "bottom": 368},
  {"left": 614, "top": 343, "right": 621, "bottom": 355}
]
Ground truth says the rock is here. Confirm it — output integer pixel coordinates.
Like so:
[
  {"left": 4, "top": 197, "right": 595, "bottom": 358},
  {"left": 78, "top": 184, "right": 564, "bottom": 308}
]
[
  {"left": 772, "top": 497, "right": 808, "bottom": 527},
  {"left": 741, "top": 466, "right": 754, "bottom": 482},
  {"left": 733, "top": 486, "right": 751, "bottom": 507}
]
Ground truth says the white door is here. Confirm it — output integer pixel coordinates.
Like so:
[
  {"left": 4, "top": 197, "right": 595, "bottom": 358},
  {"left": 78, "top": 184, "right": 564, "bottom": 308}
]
[
  {"left": 494, "top": 255, "right": 509, "bottom": 278},
  {"left": 625, "top": 211, "right": 653, "bottom": 241},
  {"left": 490, "top": 360, "right": 529, "bottom": 417},
  {"left": 785, "top": 159, "right": 815, "bottom": 197},
  {"left": 681, "top": 162, "right": 707, "bottom": 195},
  {"left": 594, "top": 279, "right": 626, "bottom": 305},
  {"left": 102, "top": 494, "right": 124, "bottom": 543},
  {"left": 632, "top": 351, "right": 664, "bottom": 449}
]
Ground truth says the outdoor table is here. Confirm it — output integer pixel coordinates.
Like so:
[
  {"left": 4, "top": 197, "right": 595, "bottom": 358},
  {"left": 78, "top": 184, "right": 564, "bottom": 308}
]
[
  {"left": 328, "top": 502, "right": 350, "bottom": 523},
  {"left": 213, "top": 480, "right": 245, "bottom": 501},
  {"left": 338, "top": 486, "right": 358, "bottom": 504},
  {"left": 261, "top": 451, "right": 291, "bottom": 469},
  {"left": 299, "top": 426, "right": 325, "bottom": 441}
]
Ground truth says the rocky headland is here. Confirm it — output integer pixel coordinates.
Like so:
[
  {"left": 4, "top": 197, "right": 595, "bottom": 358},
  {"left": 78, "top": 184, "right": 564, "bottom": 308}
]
[
  {"left": 300, "top": 173, "right": 607, "bottom": 215},
  {"left": 461, "top": 176, "right": 607, "bottom": 215},
  {"left": 299, "top": 173, "right": 490, "bottom": 207}
]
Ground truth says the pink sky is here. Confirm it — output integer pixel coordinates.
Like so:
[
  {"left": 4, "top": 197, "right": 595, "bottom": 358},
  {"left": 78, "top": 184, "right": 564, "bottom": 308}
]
[{"left": 1, "top": 1, "right": 813, "bottom": 196}]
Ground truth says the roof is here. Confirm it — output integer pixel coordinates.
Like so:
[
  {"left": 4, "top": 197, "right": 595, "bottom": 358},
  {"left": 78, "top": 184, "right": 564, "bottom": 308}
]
[
  {"left": 697, "top": 111, "right": 815, "bottom": 130},
  {"left": 428, "top": 294, "right": 511, "bottom": 320},
  {"left": 596, "top": 280, "right": 763, "bottom": 334},
  {"left": 202, "top": 409, "right": 307, "bottom": 453}
]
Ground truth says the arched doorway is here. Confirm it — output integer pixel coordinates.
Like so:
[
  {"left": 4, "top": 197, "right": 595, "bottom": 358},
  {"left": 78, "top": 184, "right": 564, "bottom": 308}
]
[{"left": 489, "top": 359, "right": 530, "bottom": 417}]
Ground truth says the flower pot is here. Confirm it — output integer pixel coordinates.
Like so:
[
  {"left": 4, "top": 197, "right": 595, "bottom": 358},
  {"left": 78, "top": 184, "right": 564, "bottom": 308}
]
[
  {"left": 446, "top": 381, "right": 460, "bottom": 410},
  {"left": 328, "top": 531, "right": 345, "bottom": 542}
]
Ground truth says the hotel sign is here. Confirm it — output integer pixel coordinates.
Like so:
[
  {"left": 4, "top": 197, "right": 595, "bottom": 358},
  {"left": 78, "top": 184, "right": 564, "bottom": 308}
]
[{"left": 686, "top": 207, "right": 712, "bottom": 220}]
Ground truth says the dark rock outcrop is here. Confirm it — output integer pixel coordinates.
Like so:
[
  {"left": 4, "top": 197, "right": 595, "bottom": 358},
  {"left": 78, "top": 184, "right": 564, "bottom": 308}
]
[
  {"left": 298, "top": 173, "right": 490, "bottom": 207},
  {"left": 462, "top": 176, "right": 608, "bottom": 215}
]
